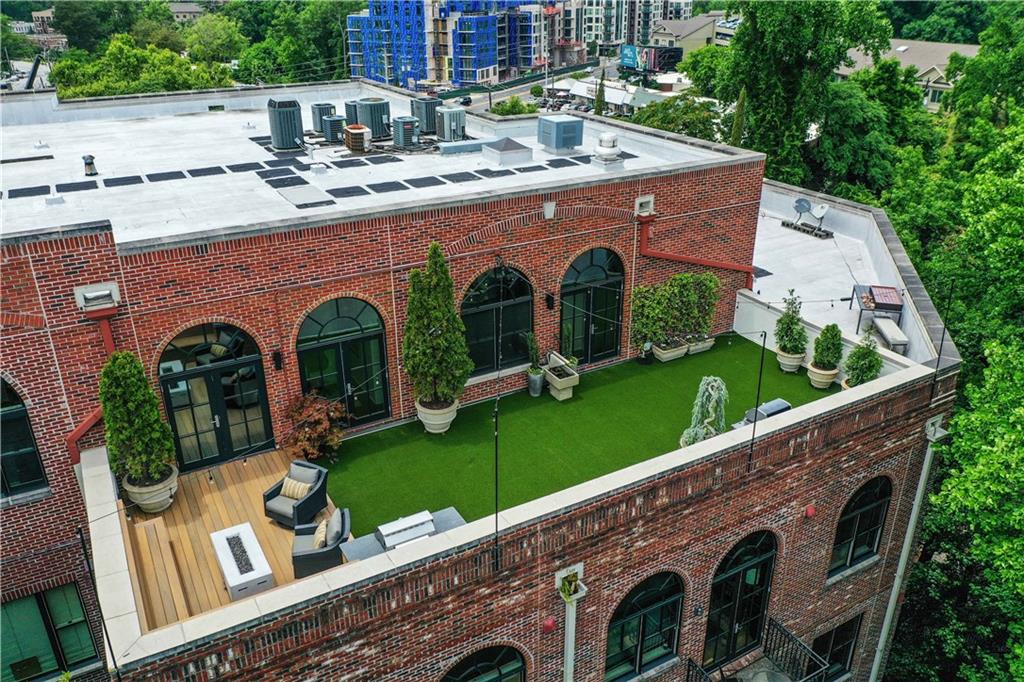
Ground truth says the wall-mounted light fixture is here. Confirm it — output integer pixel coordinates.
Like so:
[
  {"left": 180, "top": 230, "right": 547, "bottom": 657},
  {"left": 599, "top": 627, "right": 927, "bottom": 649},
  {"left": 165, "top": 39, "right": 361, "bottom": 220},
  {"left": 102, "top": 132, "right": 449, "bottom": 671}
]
[{"left": 73, "top": 282, "right": 120, "bottom": 311}]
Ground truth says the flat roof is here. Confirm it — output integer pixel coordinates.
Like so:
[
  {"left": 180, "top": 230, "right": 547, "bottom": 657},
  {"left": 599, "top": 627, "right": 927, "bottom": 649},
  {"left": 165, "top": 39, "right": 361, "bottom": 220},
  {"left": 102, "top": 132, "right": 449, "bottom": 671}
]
[{"left": 1, "top": 82, "right": 740, "bottom": 249}]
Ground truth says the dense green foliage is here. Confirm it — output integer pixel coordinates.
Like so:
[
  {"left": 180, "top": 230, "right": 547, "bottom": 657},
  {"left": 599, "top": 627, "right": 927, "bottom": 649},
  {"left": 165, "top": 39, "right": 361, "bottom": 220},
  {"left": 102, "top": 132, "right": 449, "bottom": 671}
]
[
  {"left": 631, "top": 91, "right": 719, "bottom": 141},
  {"left": 0, "top": 1, "right": 49, "bottom": 22},
  {"left": 774, "top": 290, "right": 807, "bottom": 355},
  {"left": 811, "top": 324, "right": 843, "bottom": 372},
  {"left": 49, "top": 34, "right": 232, "bottom": 98},
  {"left": 402, "top": 243, "right": 474, "bottom": 406},
  {"left": 530, "top": 84, "right": 543, "bottom": 98},
  {"left": 99, "top": 352, "right": 175, "bottom": 484},
  {"left": 1, "top": 14, "right": 39, "bottom": 70},
  {"left": 629, "top": 273, "right": 720, "bottom": 347},
  {"left": 680, "top": 376, "right": 729, "bottom": 446},
  {"left": 879, "top": 0, "right": 1024, "bottom": 43},
  {"left": 843, "top": 333, "right": 882, "bottom": 387},
  {"left": 184, "top": 14, "right": 248, "bottom": 63},
  {"left": 489, "top": 95, "right": 537, "bottom": 116},
  {"left": 594, "top": 70, "right": 606, "bottom": 116}
]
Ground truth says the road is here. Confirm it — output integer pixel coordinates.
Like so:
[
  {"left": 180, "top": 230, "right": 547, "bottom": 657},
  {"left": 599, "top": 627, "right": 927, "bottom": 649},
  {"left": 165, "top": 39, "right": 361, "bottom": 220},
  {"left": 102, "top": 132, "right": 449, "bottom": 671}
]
[{"left": 466, "top": 60, "right": 620, "bottom": 113}]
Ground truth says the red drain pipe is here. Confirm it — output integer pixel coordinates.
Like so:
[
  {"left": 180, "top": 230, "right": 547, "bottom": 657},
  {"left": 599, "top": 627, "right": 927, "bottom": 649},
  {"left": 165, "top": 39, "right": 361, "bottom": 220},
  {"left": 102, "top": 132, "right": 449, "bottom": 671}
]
[
  {"left": 637, "top": 214, "right": 755, "bottom": 289},
  {"left": 66, "top": 306, "right": 119, "bottom": 466}
]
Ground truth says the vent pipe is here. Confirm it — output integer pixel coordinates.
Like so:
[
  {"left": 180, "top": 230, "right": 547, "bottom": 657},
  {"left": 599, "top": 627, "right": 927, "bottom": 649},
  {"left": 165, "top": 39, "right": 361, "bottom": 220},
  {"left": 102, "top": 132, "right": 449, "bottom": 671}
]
[{"left": 82, "top": 155, "right": 97, "bottom": 176}]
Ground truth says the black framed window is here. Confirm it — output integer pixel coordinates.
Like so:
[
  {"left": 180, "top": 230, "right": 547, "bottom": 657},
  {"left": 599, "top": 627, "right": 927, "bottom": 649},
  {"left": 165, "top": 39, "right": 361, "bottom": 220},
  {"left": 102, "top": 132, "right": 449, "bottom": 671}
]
[
  {"left": 810, "top": 614, "right": 862, "bottom": 681},
  {"left": 442, "top": 646, "right": 525, "bottom": 682},
  {"left": 1, "top": 583, "right": 97, "bottom": 681},
  {"left": 1, "top": 380, "right": 47, "bottom": 499},
  {"left": 460, "top": 267, "right": 533, "bottom": 375},
  {"left": 605, "top": 572, "right": 683, "bottom": 681},
  {"left": 829, "top": 477, "right": 891, "bottom": 576},
  {"left": 160, "top": 322, "right": 260, "bottom": 372}
]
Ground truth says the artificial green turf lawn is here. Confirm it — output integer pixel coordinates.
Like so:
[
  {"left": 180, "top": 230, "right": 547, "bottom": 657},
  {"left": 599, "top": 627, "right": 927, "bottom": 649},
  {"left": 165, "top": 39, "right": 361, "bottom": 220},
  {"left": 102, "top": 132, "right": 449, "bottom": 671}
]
[{"left": 326, "top": 337, "right": 837, "bottom": 536}]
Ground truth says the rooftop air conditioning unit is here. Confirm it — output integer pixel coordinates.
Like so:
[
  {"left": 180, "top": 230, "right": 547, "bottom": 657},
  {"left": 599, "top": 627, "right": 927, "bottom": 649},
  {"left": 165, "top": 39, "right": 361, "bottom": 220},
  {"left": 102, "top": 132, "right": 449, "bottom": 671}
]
[
  {"left": 436, "top": 105, "right": 466, "bottom": 142},
  {"left": 310, "top": 102, "right": 336, "bottom": 134},
  {"left": 411, "top": 96, "right": 442, "bottom": 134},
  {"left": 344, "top": 124, "right": 372, "bottom": 153},
  {"left": 356, "top": 97, "right": 391, "bottom": 140},
  {"left": 538, "top": 115, "right": 583, "bottom": 154},
  {"left": 267, "top": 98, "right": 303, "bottom": 150},
  {"left": 344, "top": 100, "right": 360, "bottom": 126},
  {"left": 322, "top": 115, "right": 346, "bottom": 143},
  {"left": 392, "top": 116, "right": 420, "bottom": 148}
]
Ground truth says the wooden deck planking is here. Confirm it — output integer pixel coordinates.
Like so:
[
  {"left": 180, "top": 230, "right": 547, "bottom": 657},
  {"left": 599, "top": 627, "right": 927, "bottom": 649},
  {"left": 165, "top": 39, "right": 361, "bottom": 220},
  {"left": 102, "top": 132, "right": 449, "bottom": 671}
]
[{"left": 129, "top": 450, "right": 313, "bottom": 629}]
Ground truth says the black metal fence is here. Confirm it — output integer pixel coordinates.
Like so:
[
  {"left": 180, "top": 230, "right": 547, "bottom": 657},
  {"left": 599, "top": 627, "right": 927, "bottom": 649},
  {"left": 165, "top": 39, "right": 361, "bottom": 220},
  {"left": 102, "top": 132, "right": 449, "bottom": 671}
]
[
  {"left": 763, "top": 617, "right": 830, "bottom": 682},
  {"left": 685, "top": 658, "right": 716, "bottom": 682}
]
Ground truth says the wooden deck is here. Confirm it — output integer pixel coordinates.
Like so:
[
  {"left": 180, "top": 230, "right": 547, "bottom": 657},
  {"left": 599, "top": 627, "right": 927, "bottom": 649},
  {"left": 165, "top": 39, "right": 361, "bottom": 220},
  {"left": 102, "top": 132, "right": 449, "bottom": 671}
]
[{"left": 127, "top": 450, "right": 333, "bottom": 631}]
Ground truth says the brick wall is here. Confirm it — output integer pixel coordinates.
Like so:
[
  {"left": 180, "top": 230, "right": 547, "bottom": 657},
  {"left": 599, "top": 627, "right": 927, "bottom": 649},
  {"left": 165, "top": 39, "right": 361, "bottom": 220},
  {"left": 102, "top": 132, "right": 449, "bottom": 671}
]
[{"left": 114, "top": 372, "right": 950, "bottom": 681}]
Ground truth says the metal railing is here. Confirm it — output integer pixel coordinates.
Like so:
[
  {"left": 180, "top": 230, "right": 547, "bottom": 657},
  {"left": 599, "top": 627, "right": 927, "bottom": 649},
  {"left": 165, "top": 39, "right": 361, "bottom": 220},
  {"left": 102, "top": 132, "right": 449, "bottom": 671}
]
[
  {"left": 763, "top": 617, "right": 830, "bottom": 682},
  {"left": 685, "top": 658, "right": 715, "bottom": 682}
]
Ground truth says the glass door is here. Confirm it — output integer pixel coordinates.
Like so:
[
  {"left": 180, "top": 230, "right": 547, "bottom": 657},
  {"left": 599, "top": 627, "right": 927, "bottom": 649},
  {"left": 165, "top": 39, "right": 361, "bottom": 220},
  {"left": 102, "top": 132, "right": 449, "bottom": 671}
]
[
  {"left": 163, "top": 374, "right": 220, "bottom": 469},
  {"left": 590, "top": 282, "right": 622, "bottom": 361},
  {"left": 341, "top": 336, "right": 389, "bottom": 425},
  {"left": 215, "top": 362, "right": 271, "bottom": 458},
  {"left": 560, "top": 289, "right": 589, "bottom": 361},
  {"left": 703, "top": 555, "right": 774, "bottom": 667}
]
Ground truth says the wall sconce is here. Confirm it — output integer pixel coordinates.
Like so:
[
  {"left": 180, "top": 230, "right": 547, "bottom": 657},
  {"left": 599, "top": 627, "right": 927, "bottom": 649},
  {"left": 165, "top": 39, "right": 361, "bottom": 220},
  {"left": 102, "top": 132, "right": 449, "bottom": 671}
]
[
  {"left": 272, "top": 350, "right": 283, "bottom": 370},
  {"left": 545, "top": 293, "right": 555, "bottom": 310},
  {"left": 543, "top": 201, "right": 556, "bottom": 220},
  {"left": 693, "top": 606, "right": 704, "bottom": 617}
]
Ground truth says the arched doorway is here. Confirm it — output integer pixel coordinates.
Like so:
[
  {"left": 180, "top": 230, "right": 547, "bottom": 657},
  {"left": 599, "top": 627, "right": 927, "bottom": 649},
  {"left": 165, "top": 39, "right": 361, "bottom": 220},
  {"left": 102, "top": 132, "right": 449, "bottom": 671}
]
[
  {"left": 297, "top": 297, "right": 390, "bottom": 426},
  {"left": 703, "top": 530, "right": 777, "bottom": 667},
  {"left": 560, "top": 248, "right": 624, "bottom": 364},
  {"left": 158, "top": 323, "right": 272, "bottom": 471},
  {"left": 460, "top": 267, "right": 533, "bottom": 375},
  {"left": 605, "top": 572, "right": 684, "bottom": 681},
  {"left": 442, "top": 646, "right": 525, "bottom": 682}
]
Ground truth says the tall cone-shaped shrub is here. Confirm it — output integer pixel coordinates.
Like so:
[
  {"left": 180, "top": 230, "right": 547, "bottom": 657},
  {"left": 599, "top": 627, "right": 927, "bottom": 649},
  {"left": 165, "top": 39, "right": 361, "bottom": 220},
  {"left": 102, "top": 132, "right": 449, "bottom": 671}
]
[
  {"left": 402, "top": 242, "right": 474, "bottom": 406},
  {"left": 99, "top": 351, "right": 175, "bottom": 484}
]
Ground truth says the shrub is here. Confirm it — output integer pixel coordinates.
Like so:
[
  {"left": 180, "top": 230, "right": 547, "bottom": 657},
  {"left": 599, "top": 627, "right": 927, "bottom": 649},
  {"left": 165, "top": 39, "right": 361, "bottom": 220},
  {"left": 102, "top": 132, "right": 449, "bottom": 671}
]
[
  {"left": 845, "top": 330, "right": 883, "bottom": 386},
  {"left": 691, "top": 272, "right": 720, "bottom": 337},
  {"left": 526, "top": 332, "right": 543, "bottom": 375},
  {"left": 490, "top": 96, "right": 538, "bottom": 116},
  {"left": 680, "top": 376, "right": 729, "bottom": 446},
  {"left": 812, "top": 323, "right": 843, "bottom": 371},
  {"left": 530, "top": 84, "right": 544, "bottom": 98},
  {"left": 99, "top": 351, "right": 175, "bottom": 485},
  {"left": 402, "top": 242, "right": 475, "bottom": 406},
  {"left": 629, "top": 284, "right": 666, "bottom": 348},
  {"left": 279, "top": 393, "right": 345, "bottom": 461},
  {"left": 663, "top": 273, "right": 697, "bottom": 341},
  {"left": 775, "top": 289, "right": 808, "bottom": 355}
]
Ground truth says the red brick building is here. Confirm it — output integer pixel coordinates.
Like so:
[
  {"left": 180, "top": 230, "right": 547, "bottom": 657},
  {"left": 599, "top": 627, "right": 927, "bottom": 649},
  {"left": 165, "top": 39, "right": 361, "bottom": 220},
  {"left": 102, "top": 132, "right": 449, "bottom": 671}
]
[{"left": 1, "top": 82, "right": 958, "bottom": 682}]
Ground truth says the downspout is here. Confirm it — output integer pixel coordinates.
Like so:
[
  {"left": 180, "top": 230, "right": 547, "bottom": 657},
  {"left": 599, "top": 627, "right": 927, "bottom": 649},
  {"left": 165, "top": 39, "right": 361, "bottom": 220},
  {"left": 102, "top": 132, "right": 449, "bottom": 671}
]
[
  {"left": 65, "top": 307, "right": 119, "bottom": 465},
  {"left": 636, "top": 213, "right": 755, "bottom": 289},
  {"left": 869, "top": 418, "right": 948, "bottom": 681}
]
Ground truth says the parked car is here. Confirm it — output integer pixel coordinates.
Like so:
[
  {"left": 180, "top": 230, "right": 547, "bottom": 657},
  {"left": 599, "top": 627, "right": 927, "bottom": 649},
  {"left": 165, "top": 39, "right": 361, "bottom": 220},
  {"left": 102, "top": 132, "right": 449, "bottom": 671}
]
[{"left": 458, "top": 96, "right": 472, "bottom": 106}]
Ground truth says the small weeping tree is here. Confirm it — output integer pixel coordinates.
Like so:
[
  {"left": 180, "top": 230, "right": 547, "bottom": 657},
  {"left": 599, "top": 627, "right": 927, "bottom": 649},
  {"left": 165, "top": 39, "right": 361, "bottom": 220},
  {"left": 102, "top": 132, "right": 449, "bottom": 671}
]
[{"left": 680, "top": 376, "right": 729, "bottom": 447}]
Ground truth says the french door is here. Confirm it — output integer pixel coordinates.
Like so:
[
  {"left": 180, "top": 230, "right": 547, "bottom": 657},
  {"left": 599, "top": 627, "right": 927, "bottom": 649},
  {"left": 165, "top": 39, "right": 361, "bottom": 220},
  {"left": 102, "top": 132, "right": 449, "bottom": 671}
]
[
  {"left": 703, "top": 552, "right": 775, "bottom": 667},
  {"left": 298, "top": 334, "right": 389, "bottom": 426},
  {"left": 560, "top": 280, "right": 622, "bottom": 365},
  {"left": 161, "top": 360, "right": 272, "bottom": 471}
]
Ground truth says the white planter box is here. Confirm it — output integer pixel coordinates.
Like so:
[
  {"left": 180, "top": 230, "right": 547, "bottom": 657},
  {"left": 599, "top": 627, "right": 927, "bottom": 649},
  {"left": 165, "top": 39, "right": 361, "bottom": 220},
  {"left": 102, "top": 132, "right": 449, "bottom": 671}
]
[
  {"left": 687, "top": 337, "right": 715, "bottom": 354},
  {"left": 543, "top": 352, "right": 579, "bottom": 401},
  {"left": 653, "top": 342, "right": 689, "bottom": 362}
]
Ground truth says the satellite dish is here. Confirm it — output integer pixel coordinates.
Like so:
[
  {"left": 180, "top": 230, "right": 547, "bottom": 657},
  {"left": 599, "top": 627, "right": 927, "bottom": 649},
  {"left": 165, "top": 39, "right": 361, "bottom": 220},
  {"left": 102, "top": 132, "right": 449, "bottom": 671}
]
[{"left": 794, "top": 198, "right": 812, "bottom": 213}]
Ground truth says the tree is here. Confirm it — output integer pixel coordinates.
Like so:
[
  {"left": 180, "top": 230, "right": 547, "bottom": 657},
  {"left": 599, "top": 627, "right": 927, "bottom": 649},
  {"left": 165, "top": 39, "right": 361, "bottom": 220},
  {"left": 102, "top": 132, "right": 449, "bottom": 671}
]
[
  {"left": 729, "top": 86, "right": 746, "bottom": 147},
  {"left": 594, "top": 70, "right": 606, "bottom": 116},
  {"left": 220, "top": 0, "right": 286, "bottom": 43},
  {"left": 1, "top": 14, "right": 39, "bottom": 69},
  {"left": 850, "top": 58, "right": 943, "bottom": 157},
  {"left": 944, "top": 15, "right": 1024, "bottom": 135},
  {"left": 402, "top": 243, "right": 474, "bottom": 406},
  {"left": 53, "top": 1, "right": 141, "bottom": 52},
  {"left": 680, "top": 376, "right": 728, "bottom": 446},
  {"left": 0, "top": 1, "right": 49, "bottom": 22},
  {"left": 723, "top": 0, "right": 891, "bottom": 183},
  {"left": 900, "top": 0, "right": 992, "bottom": 43},
  {"left": 530, "top": 84, "right": 544, "bottom": 98},
  {"left": 677, "top": 45, "right": 730, "bottom": 99},
  {"left": 631, "top": 91, "right": 719, "bottom": 142},
  {"left": 99, "top": 352, "right": 175, "bottom": 484},
  {"left": 185, "top": 13, "right": 248, "bottom": 63}
]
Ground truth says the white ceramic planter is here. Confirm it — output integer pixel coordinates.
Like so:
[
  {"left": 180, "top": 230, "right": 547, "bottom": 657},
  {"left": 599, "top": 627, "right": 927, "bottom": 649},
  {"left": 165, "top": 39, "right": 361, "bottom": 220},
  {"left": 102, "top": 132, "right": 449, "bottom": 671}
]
[
  {"left": 653, "top": 342, "right": 689, "bottom": 362},
  {"left": 123, "top": 464, "right": 179, "bottom": 513},
  {"left": 776, "top": 350, "right": 805, "bottom": 373},
  {"left": 688, "top": 337, "right": 715, "bottom": 354},
  {"left": 543, "top": 352, "right": 580, "bottom": 401},
  {"left": 807, "top": 364, "right": 839, "bottom": 389},
  {"left": 416, "top": 399, "right": 459, "bottom": 434}
]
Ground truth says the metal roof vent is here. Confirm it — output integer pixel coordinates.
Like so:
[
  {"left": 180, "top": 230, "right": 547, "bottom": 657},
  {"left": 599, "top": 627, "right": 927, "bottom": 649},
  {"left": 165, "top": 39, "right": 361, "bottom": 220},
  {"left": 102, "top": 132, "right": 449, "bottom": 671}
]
[
  {"left": 310, "top": 102, "right": 336, "bottom": 133},
  {"left": 482, "top": 137, "right": 532, "bottom": 166},
  {"left": 267, "top": 98, "right": 303, "bottom": 150},
  {"left": 411, "top": 96, "right": 442, "bottom": 134},
  {"left": 74, "top": 282, "right": 120, "bottom": 311},
  {"left": 82, "top": 155, "right": 97, "bottom": 176},
  {"left": 356, "top": 97, "right": 391, "bottom": 140},
  {"left": 593, "top": 132, "right": 622, "bottom": 166},
  {"left": 436, "top": 105, "right": 466, "bottom": 142},
  {"left": 392, "top": 116, "right": 421, "bottom": 149},
  {"left": 538, "top": 115, "right": 583, "bottom": 155},
  {"left": 322, "top": 115, "right": 346, "bottom": 144}
]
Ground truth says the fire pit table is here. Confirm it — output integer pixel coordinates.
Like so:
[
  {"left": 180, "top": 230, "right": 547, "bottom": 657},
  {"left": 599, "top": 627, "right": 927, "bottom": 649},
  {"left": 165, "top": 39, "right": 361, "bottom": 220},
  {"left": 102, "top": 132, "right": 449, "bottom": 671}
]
[
  {"left": 211, "top": 522, "right": 275, "bottom": 601},
  {"left": 848, "top": 284, "right": 904, "bottom": 334}
]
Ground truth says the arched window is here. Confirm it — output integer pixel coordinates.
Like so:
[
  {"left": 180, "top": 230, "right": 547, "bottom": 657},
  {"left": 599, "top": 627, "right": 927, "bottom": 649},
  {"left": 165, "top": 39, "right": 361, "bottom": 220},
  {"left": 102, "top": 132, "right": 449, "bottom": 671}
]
[
  {"left": 829, "top": 477, "right": 892, "bottom": 576},
  {"left": 1, "top": 379, "right": 47, "bottom": 498},
  {"left": 460, "top": 267, "right": 533, "bottom": 375},
  {"left": 561, "top": 248, "right": 624, "bottom": 364},
  {"left": 703, "top": 531, "right": 777, "bottom": 667},
  {"left": 158, "top": 324, "right": 271, "bottom": 470},
  {"left": 605, "top": 572, "right": 683, "bottom": 681},
  {"left": 442, "top": 646, "right": 525, "bottom": 682},
  {"left": 297, "top": 298, "right": 390, "bottom": 426}
]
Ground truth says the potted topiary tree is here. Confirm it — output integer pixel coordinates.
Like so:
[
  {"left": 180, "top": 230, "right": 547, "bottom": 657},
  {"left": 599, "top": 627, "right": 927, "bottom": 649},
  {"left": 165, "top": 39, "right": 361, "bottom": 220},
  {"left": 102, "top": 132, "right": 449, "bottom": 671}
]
[
  {"left": 843, "top": 330, "right": 883, "bottom": 389},
  {"left": 687, "top": 272, "right": 720, "bottom": 354},
  {"left": 525, "top": 332, "right": 544, "bottom": 397},
  {"left": 99, "top": 351, "right": 178, "bottom": 513},
  {"left": 808, "top": 323, "right": 843, "bottom": 389},
  {"left": 774, "top": 289, "right": 808, "bottom": 372},
  {"left": 403, "top": 242, "right": 475, "bottom": 433},
  {"left": 680, "top": 375, "right": 729, "bottom": 446},
  {"left": 629, "top": 284, "right": 663, "bottom": 364}
]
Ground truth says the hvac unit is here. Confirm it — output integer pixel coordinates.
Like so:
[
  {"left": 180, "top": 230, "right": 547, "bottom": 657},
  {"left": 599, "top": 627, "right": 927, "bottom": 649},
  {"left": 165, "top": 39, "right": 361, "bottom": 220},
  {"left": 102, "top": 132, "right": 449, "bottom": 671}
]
[
  {"left": 392, "top": 116, "right": 420, "bottom": 148},
  {"left": 344, "top": 124, "right": 373, "bottom": 153},
  {"left": 537, "top": 115, "right": 584, "bottom": 154},
  {"left": 344, "top": 100, "right": 360, "bottom": 126},
  {"left": 435, "top": 105, "right": 467, "bottom": 142},
  {"left": 411, "top": 96, "right": 441, "bottom": 134},
  {"left": 267, "top": 98, "right": 303, "bottom": 150},
  {"left": 310, "top": 102, "right": 336, "bottom": 133},
  {"left": 322, "top": 115, "right": 347, "bottom": 143},
  {"left": 356, "top": 97, "right": 392, "bottom": 140}
]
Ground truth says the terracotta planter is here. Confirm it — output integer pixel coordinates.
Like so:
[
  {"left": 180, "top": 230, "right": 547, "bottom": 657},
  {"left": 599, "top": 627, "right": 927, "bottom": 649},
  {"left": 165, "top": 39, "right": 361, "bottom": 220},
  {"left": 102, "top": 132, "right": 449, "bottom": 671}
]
[
  {"left": 416, "top": 399, "right": 459, "bottom": 434},
  {"left": 776, "top": 350, "right": 805, "bottom": 373},
  {"left": 653, "top": 342, "right": 689, "bottom": 362},
  {"left": 807, "top": 364, "right": 840, "bottom": 389},
  {"left": 688, "top": 337, "right": 715, "bottom": 354},
  {"left": 123, "top": 464, "right": 179, "bottom": 513}
]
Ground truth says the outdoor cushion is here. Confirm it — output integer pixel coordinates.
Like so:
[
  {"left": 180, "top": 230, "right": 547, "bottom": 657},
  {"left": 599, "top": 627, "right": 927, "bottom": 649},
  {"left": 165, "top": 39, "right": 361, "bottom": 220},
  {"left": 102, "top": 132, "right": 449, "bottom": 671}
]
[
  {"left": 289, "top": 463, "right": 319, "bottom": 485},
  {"left": 326, "top": 509, "right": 344, "bottom": 545},
  {"left": 210, "top": 343, "right": 229, "bottom": 358},
  {"left": 281, "top": 476, "right": 311, "bottom": 500},
  {"left": 265, "top": 494, "right": 297, "bottom": 520},
  {"left": 313, "top": 519, "right": 328, "bottom": 548},
  {"left": 293, "top": 533, "right": 319, "bottom": 553}
]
